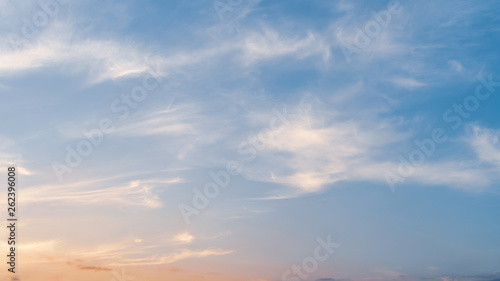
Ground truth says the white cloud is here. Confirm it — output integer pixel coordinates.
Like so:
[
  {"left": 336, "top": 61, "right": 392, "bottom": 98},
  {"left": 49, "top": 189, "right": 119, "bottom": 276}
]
[
  {"left": 389, "top": 77, "right": 426, "bottom": 89},
  {"left": 241, "top": 103, "right": 406, "bottom": 193},
  {"left": 0, "top": 19, "right": 334, "bottom": 89},
  {"left": 241, "top": 104, "right": 499, "bottom": 195},
  {"left": 107, "top": 248, "right": 233, "bottom": 266},
  {"left": 408, "top": 162, "right": 491, "bottom": 190},
  {"left": 448, "top": 59, "right": 464, "bottom": 72},
  {"left": 0, "top": 27, "right": 159, "bottom": 84},
  {"left": 170, "top": 232, "right": 195, "bottom": 245},
  {"left": 469, "top": 125, "right": 500, "bottom": 168},
  {"left": 0, "top": 136, "right": 34, "bottom": 175},
  {"left": 113, "top": 102, "right": 201, "bottom": 137},
  {"left": 22, "top": 176, "right": 182, "bottom": 208},
  {"left": 240, "top": 28, "right": 331, "bottom": 65}
]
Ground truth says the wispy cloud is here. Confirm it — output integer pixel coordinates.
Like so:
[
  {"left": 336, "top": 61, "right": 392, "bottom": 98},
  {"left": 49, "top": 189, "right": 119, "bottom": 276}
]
[
  {"left": 170, "top": 232, "right": 195, "bottom": 245},
  {"left": 240, "top": 28, "right": 331, "bottom": 65},
  {"left": 22, "top": 176, "right": 182, "bottom": 207},
  {"left": 241, "top": 102, "right": 499, "bottom": 196},
  {"left": 468, "top": 125, "right": 500, "bottom": 168},
  {"left": 240, "top": 102, "right": 405, "bottom": 194},
  {"left": 389, "top": 77, "right": 426, "bottom": 89},
  {"left": 0, "top": 23, "right": 160, "bottom": 84},
  {"left": 0, "top": 135, "right": 34, "bottom": 175},
  {"left": 107, "top": 248, "right": 233, "bottom": 266}
]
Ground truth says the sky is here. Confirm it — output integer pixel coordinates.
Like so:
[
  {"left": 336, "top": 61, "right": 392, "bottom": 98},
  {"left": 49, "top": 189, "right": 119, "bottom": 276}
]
[{"left": 1, "top": 0, "right": 500, "bottom": 280}]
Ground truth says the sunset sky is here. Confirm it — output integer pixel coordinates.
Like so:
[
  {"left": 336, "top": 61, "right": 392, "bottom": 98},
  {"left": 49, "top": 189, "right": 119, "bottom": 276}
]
[{"left": 1, "top": 0, "right": 500, "bottom": 280}]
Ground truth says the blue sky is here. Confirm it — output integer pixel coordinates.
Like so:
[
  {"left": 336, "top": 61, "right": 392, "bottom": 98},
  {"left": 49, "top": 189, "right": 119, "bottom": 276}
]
[{"left": 1, "top": 0, "right": 500, "bottom": 280}]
